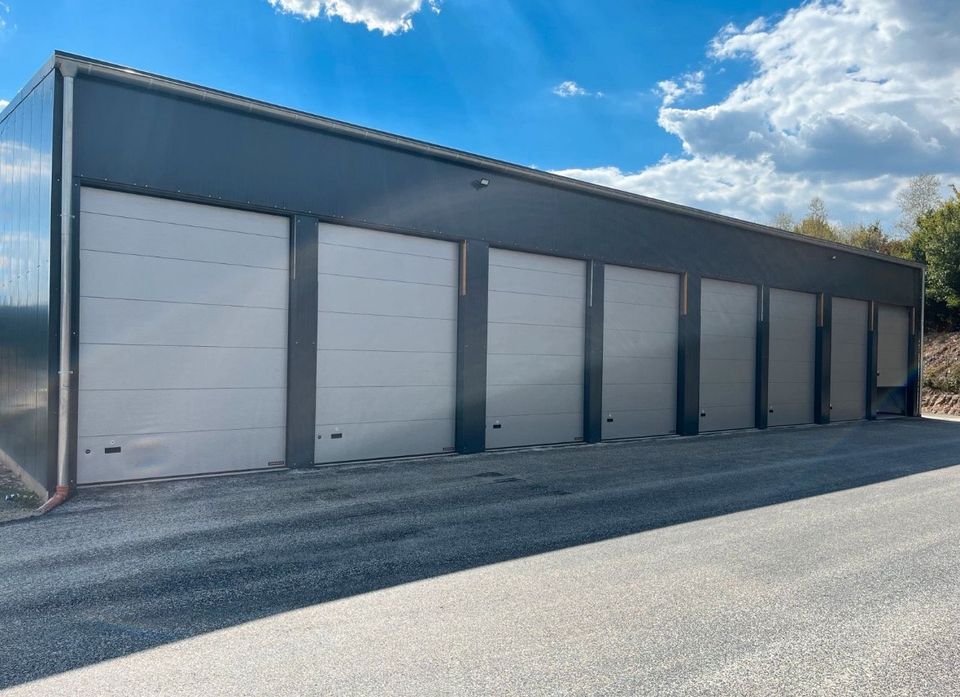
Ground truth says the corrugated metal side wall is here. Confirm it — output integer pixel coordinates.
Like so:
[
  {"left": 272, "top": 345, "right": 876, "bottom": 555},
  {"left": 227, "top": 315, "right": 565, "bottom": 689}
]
[{"left": 0, "top": 71, "right": 55, "bottom": 493}]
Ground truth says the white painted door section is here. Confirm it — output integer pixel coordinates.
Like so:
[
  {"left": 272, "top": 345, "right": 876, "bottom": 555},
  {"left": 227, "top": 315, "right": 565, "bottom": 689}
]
[
  {"left": 601, "top": 265, "right": 679, "bottom": 439},
  {"left": 830, "top": 297, "right": 868, "bottom": 421},
  {"left": 768, "top": 288, "right": 816, "bottom": 426},
  {"left": 699, "top": 278, "right": 757, "bottom": 432},
  {"left": 315, "top": 224, "right": 458, "bottom": 463},
  {"left": 486, "top": 249, "right": 586, "bottom": 448},
  {"left": 77, "top": 188, "right": 289, "bottom": 483}
]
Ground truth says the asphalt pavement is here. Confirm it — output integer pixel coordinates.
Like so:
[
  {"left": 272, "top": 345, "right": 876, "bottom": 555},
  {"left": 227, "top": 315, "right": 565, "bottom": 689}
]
[{"left": 2, "top": 417, "right": 960, "bottom": 695}]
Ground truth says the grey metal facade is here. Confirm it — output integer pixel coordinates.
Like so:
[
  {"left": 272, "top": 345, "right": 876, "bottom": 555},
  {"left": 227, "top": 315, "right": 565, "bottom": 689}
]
[
  {"left": 0, "top": 68, "right": 56, "bottom": 494},
  {"left": 0, "top": 53, "right": 928, "bottom": 494}
]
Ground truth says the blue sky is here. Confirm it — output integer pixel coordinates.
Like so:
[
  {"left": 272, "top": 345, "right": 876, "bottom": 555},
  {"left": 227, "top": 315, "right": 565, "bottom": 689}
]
[{"left": 1, "top": 0, "right": 958, "bottom": 229}]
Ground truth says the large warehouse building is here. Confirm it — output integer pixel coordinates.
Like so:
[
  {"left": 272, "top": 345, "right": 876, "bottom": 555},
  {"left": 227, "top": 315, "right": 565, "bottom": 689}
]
[{"left": 1, "top": 53, "right": 924, "bottom": 500}]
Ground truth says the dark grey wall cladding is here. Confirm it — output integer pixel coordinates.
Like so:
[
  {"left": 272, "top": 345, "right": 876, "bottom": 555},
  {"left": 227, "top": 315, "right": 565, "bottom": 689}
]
[
  {"left": 73, "top": 75, "right": 920, "bottom": 307},
  {"left": 0, "top": 70, "right": 56, "bottom": 493}
]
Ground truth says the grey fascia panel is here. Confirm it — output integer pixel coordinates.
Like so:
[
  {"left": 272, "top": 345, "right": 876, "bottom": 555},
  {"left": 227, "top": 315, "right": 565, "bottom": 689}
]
[{"left": 49, "top": 51, "right": 922, "bottom": 271}]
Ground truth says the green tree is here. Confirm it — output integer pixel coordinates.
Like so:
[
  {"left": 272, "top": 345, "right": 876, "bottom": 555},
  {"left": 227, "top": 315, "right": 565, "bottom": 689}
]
[
  {"left": 896, "top": 174, "right": 943, "bottom": 236},
  {"left": 912, "top": 188, "right": 960, "bottom": 329},
  {"left": 844, "top": 221, "right": 885, "bottom": 252},
  {"left": 794, "top": 197, "right": 841, "bottom": 242}
]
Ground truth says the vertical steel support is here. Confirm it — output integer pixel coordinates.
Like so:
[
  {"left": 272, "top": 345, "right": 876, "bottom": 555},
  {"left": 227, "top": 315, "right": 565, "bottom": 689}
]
[
  {"left": 866, "top": 301, "right": 879, "bottom": 419},
  {"left": 756, "top": 285, "right": 770, "bottom": 429},
  {"left": 455, "top": 240, "right": 489, "bottom": 454},
  {"left": 583, "top": 261, "right": 604, "bottom": 443},
  {"left": 677, "top": 273, "right": 701, "bottom": 435},
  {"left": 55, "top": 68, "right": 76, "bottom": 492},
  {"left": 814, "top": 292, "right": 832, "bottom": 424},
  {"left": 906, "top": 305, "right": 921, "bottom": 417},
  {"left": 285, "top": 216, "right": 319, "bottom": 468}
]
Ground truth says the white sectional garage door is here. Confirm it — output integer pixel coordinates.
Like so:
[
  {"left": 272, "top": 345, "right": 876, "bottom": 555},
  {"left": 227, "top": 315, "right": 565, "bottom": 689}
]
[
  {"left": 699, "top": 278, "right": 757, "bottom": 432},
  {"left": 602, "top": 265, "right": 679, "bottom": 439},
  {"left": 878, "top": 304, "right": 910, "bottom": 388},
  {"left": 768, "top": 288, "right": 816, "bottom": 427},
  {"left": 77, "top": 188, "right": 289, "bottom": 483},
  {"left": 486, "top": 249, "right": 586, "bottom": 448},
  {"left": 315, "top": 224, "right": 457, "bottom": 463},
  {"left": 830, "top": 297, "right": 868, "bottom": 421}
]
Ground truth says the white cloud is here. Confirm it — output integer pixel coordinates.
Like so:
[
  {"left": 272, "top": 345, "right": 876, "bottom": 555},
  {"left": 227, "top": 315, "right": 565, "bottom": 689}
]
[
  {"left": 552, "top": 81, "right": 602, "bottom": 98},
  {"left": 657, "top": 71, "right": 704, "bottom": 106},
  {"left": 267, "top": 0, "right": 441, "bottom": 35},
  {"left": 0, "top": 100, "right": 8, "bottom": 111},
  {"left": 553, "top": 0, "right": 960, "bottom": 228}
]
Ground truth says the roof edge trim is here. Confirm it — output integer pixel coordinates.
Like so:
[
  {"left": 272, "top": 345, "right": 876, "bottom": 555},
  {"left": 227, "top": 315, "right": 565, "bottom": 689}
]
[{"left": 52, "top": 51, "right": 923, "bottom": 271}]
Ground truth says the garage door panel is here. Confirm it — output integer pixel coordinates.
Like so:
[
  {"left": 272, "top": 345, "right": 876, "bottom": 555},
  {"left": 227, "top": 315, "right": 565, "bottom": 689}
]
[
  {"left": 603, "top": 356, "right": 677, "bottom": 385},
  {"left": 316, "top": 385, "right": 455, "bottom": 424},
  {"left": 485, "top": 413, "right": 583, "bottom": 449},
  {"left": 490, "top": 249, "right": 585, "bottom": 276},
  {"left": 700, "top": 380, "right": 755, "bottom": 407},
  {"left": 489, "top": 264, "right": 587, "bottom": 299},
  {"left": 603, "top": 329, "right": 676, "bottom": 359},
  {"left": 830, "top": 297, "right": 868, "bottom": 421},
  {"left": 603, "top": 409, "right": 676, "bottom": 439},
  {"left": 80, "top": 297, "right": 287, "bottom": 348},
  {"left": 486, "top": 354, "right": 584, "bottom": 386},
  {"left": 487, "top": 249, "right": 585, "bottom": 448},
  {"left": 698, "top": 334, "right": 755, "bottom": 359},
  {"left": 315, "top": 420, "right": 454, "bottom": 463},
  {"left": 605, "top": 264, "right": 677, "bottom": 285},
  {"left": 78, "top": 427, "right": 286, "bottom": 484},
  {"left": 603, "top": 302, "right": 678, "bottom": 333},
  {"left": 82, "top": 188, "right": 289, "bottom": 238},
  {"left": 768, "top": 288, "right": 816, "bottom": 427},
  {"left": 699, "top": 406, "right": 755, "bottom": 432},
  {"left": 318, "top": 274, "right": 457, "bottom": 319},
  {"left": 700, "top": 311, "right": 756, "bottom": 335},
  {"left": 700, "top": 278, "right": 757, "bottom": 432},
  {"left": 80, "top": 250, "right": 288, "bottom": 309},
  {"left": 488, "top": 323, "right": 584, "bottom": 357},
  {"left": 78, "top": 189, "right": 289, "bottom": 483},
  {"left": 318, "top": 223, "right": 456, "bottom": 260},
  {"left": 700, "top": 358, "right": 755, "bottom": 384},
  {"left": 487, "top": 384, "right": 583, "bottom": 417},
  {"left": 488, "top": 291, "right": 584, "bottom": 327},
  {"left": 601, "top": 265, "right": 679, "bottom": 440},
  {"left": 769, "top": 360, "right": 815, "bottom": 383},
  {"left": 878, "top": 304, "right": 909, "bottom": 387},
  {"left": 316, "top": 225, "right": 458, "bottom": 463},
  {"left": 81, "top": 344, "right": 286, "bottom": 391},
  {"left": 80, "top": 212, "right": 289, "bottom": 269},
  {"left": 316, "top": 350, "right": 456, "bottom": 388},
  {"left": 317, "top": 313, "right": 455, "bottom": 352},
  {"left": 604, "top": 279, "right": 678, "bottom": 307},
  {"left": 79, "top": 388, "right": 285, "bottom": 436},
  {"left": 317, "top": 242, "right": 456, "bottom": 287},
  {"left": 602, "top": 381, "right": 676, "bottom": 410}
]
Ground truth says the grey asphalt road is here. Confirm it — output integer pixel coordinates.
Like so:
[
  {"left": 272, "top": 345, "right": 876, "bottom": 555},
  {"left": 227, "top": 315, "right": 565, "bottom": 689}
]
[{"left": 2, "top": 418, "right": 960, "bottom": 696}]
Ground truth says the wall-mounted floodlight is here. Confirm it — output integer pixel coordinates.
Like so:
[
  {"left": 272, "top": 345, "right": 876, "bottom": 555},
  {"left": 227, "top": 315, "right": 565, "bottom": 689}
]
[{"left": 473, "top": 178, "right": 490, "bottom": 189}]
